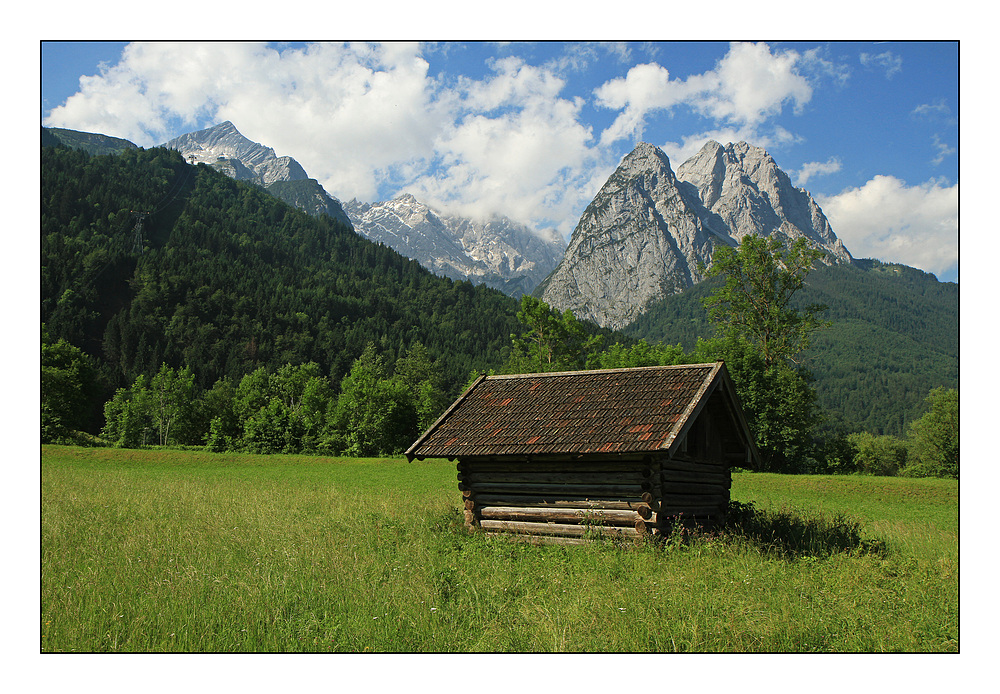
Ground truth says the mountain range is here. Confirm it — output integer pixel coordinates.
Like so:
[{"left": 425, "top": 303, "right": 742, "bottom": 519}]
[
  {"left": 343, "top": 195, "right": 564, "bottom": 296},
  {"left": 41, "top": 124, "right": 958, "bottom": 435},
  {"left": 537, "top": 140, "right": 854, "bottom": 329},
  {"left": 161, "top": 122, "right": 354, "bottom": 229},
  {"left": 162, "top": 122, "right": 563, "bottom": 296}
]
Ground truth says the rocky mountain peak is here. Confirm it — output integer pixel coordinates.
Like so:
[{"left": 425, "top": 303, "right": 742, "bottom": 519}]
[
  {"left": 538, "top": 140, "right": 855, "bottom": 329},
  {"left": 676, "top": 141, "right": 853, "bottom": 263},
  {"left": 163, "top": 122, "right": 351, "bottom": 228},
  {"left": 163, "top": 122, "right": 308, "bottom": 186},
  {"left": 538, "top": 142, "right": 724, "bottom": 330}
]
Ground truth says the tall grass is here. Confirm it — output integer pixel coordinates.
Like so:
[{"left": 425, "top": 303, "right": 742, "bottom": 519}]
[{"left": 41, "top": 446, "right": 958, "bottom": 652}]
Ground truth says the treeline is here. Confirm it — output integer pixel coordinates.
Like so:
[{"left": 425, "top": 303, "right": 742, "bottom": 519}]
[
  {"left": 98, "top": 342, "right": 449, "bottom": 457},
  {"left": 43, "top": 296, "right": 956, "bottom": 478},
  {"left": 41, "top": 144, "right": 525, "bottom": 431}
]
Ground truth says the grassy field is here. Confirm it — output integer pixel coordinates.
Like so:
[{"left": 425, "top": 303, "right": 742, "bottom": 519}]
[{"left": 40, "top": 445, "right": 958, "bottom": 653}]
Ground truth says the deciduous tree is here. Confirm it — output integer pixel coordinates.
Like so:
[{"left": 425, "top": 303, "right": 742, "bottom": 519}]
[
  {"left": 508, "top": 295, "right": 603, "bottom": 373},
  {"left": 702, "top": 236, "right": 829, "bottom": 368},
  {"left": 327, "top": 344, "right": 418, "bottom": 456},
  {"left": 698, "top": 237, "right": 831, "bottom": 472},
  {"left": 904, "top": 387, "right": 958, "bottom": 478}
]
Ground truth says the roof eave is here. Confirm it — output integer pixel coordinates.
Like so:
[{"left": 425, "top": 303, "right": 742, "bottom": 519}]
[{"left": 405, "top": 373, "right": 488, "bottom": 461}]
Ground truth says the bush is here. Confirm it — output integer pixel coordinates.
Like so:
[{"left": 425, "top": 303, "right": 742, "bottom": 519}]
[{"left": 846, "top": 431, "right": 908, "bottom": 476}]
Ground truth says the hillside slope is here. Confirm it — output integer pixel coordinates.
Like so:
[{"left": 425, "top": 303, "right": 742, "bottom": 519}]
[
  {"left": 42, "top": 126, "right": 139, "bottom": 155},
  {"left": 41, "top": 144, "right": 522, "bottom": 401},
  {"left": 623, "top": 261, "right": 958, "bottom": 435}
]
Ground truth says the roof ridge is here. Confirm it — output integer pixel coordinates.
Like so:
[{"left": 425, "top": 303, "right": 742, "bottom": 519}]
[{"left": 485, "top": 362, "right": 721, "bottom": 380}]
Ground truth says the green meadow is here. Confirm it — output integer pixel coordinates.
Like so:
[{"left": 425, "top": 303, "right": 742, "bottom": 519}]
[{"left": 41, "top": 445, "right": 957, "bottom": 653}]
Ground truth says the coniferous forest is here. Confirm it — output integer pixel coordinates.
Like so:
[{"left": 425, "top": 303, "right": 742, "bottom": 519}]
[{"left": 41, "top": 140, "right": 957, "bottom": 476}]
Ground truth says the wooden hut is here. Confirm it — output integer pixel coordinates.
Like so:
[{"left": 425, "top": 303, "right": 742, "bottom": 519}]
[{"left": 405, "top": 362, "right": 760, "bottom": 545}]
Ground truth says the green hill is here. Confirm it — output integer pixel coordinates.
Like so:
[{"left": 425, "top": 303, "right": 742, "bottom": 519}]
[
  {"left": 624, "top": 261, "right": 958, "bottom": 436},
  {"left": 41, "top": 144, "right": 522, "bottom": 412}
]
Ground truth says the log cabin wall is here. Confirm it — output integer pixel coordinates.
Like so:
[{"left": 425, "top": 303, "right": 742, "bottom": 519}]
[
  {"left": 458, "top": 450, "right": 731, "bottom": 545},
  {"left": 458, "top": 454, "right": 657, "bottom": 545}
]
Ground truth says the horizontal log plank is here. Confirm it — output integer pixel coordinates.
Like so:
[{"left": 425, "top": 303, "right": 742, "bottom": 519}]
[
  {"left": 661, "top": 469, "right": 731, "bottom": 485},
  {"left": 480, "top": 519, "right": 642, "bottom": 538},
  {"left": 458, "top": 456, "right": 652, "bottom": 470},
  {"left": 658, "top": 493, "right": 729, "bottom": 506},
  {"left": 479, "top": 506, "right": 643, "bottom": 525},
  {"left": 660, "top": 458, "right": 728, "bottom": 473},
  {"left": 470, "top": 493, "right": 646, "bottom": 511},
  {"left": 460, "top": 471, "right": 652, "bottom": 485},
  {"left": 462, "top": 481, "right": 653, "bottom": 497},
  {"left": 660, "top": 481, "right": 729, "bottom": 495}
]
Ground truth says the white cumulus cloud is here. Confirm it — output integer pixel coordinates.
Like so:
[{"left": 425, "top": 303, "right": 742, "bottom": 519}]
[
  {"left": 594, "top": 42, "right": 813, "bottom": 147},
  {"left": 817, "top": 175, "right": 958, "bottom": 281},
  {"left": 44, "top": 42, "right": 603, "bottom": 231},
  {"left": 795, "top": 157, "right": 842, "bottom": 187}
]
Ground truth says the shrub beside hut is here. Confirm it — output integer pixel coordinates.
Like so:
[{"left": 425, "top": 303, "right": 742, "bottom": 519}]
[{"left": 406, "top": 362, "right": 760, "bottom": 545}]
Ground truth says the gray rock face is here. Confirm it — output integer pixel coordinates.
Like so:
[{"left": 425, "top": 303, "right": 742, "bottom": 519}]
[
  {"left": 163, "top": 121, "right": 308, "bottom": 185},
  {"left": 539, "top": 141, "right": 855, "bottom": 329},
  {"left": 676, "top": 141, "right": 853, "bottom": 262},
  {"left": 344, "top": 195, "right": 566, "bottom": 297},
  {"left": 538, "top": 143, "right": 733, "bottom": 330},
  {"left": 163, "top": 122, "right": 352, "bottom": 228}
]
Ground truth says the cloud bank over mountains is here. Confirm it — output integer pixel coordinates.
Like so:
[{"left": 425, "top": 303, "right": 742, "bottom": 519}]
[{"left": 44, "top": 41, "right": 958, "bottom": 281}]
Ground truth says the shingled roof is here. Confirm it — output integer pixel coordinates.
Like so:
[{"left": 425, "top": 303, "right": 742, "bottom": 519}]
[{"left": 406, "top": 362, "right": 756, "bottom": 461}]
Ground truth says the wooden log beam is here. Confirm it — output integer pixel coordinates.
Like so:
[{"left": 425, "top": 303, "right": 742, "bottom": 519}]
[
  {"left": 661, "top": 469, "right": 731, "bottom": 485},
  {"left": 660, "top": 458, "right": 729, "bottom": 473},
  {"left": 659, "top": 481, "right": 728, "bottom": 495},
  {"left": 479, "top": 505, "right": 644, "bottom": 525},
  {"left": 458, "top": 456, "right": 651, "bottom": 470},
  {"left": 480, "top": 519, "right": 642, "bottom": 538},
  {"left": 461, "top": 481, "right": 653, "bottom": 497},
  {"left": 471, "top": 493, "right": 646, "bottom": 511},
  {"left": 459, "top": 471, "right": 651, "bottom": 485},
  {"left": 658, "top": 493, "right": 728, "bottom": 506}
]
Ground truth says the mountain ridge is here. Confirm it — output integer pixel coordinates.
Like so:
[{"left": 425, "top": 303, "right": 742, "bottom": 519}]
[
  {"left": 161, "top": 121, "right": 354, "bottom": 228},
  {"left": 344, "top": 195, "right": 565, "bottom": 297},
  {"left": 538, "top": 140, "right": 857, "bottom": 329}
]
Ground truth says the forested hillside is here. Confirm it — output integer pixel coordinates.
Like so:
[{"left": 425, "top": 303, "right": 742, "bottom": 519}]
[
  {"left": 41, "top": 126, "right": 138, "bottom": 155},
  {"left": 41, "top": 144, "right": 523, "bottom": 422},
  {"left": 624, "top": 261, "right": 959, "bottom": 436}
]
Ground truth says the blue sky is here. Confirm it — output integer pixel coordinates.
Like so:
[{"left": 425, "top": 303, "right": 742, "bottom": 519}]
[{"left": 41, "top": 40, "right": 959, "bottom": 282}]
